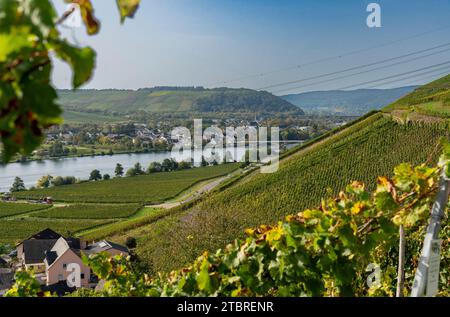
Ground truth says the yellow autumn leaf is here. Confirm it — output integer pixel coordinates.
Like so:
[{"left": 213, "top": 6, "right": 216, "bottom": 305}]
[
  {"left": 245, "top": 228, "right": 255, "bottom": 236},
  {"left": 285, "top": 215, "right": 296, "bottom": 222},
  {"left": 351, "top": 202, "right": 365, "bottom": 215},
  {"left": 266, "top": 227, "right": 283, "bottom": 242},
  {"left": 392, "top": 214, "right": 402, "bottom": 226}
]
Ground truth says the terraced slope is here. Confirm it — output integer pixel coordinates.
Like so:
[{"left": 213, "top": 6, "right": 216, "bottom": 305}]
[
  {"left": 108, "top": 113, "right": 449, "bottom": 272},
  {"left": 384, "top": 74, "right": 450, "bottom": 118}
]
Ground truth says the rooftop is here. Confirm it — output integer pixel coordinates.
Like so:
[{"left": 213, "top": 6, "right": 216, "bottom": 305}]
[
  {"left": 84, "top": 240, "right": 129, "bottom": 255},
  {"left": 23, "top": 239, "right": 58, "bottom": 265}
]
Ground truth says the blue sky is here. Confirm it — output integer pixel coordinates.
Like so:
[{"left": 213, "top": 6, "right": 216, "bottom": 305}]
[{"left": 52, "top": 0, "right": 450, "bottom": 94}]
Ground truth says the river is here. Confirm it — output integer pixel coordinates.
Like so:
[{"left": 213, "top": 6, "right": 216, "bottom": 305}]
[{"left": 0, "top": 142, "right": 302, "bottom": 193}]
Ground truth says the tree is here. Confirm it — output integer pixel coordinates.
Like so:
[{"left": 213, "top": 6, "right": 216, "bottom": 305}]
[
  {"left": 125, "top": 237, "right": 137, "bottom": 249},
  {"left": 51, "top": 176, "right": 64, "bottom": 187},
  {"left": 178, "top": 161, "right": 192, "bottom": 170},
  {"left": 126, "top": 168, "right": 137, "bottom": 177},
  {"left": 161, "top": 158, "right": 178, "bottom": 172},
  {"left": 51, "top": 176, "right": 76, "bottom": 187},
  {"left": 201, "top": 155, "right": 208, "bottom": 167},
  {"left": 10, "top": 177, "right": 26, "bottom": 192},
  {"left": 115, "top": 163, "right": 124, "bottom": 177},
  {"left": 49, "top": 141, "right": 65, "bottom": 157},
  {"left": 170, "top": 158, "right": 179, "bottom": 170},
  {"left": 0, "top": 244, "right": 12, "bottom": 256},
  {"left": 103, "top": 174, "right": 111, "bottom": 180},
  {"left": 89, "top": 170, "right": 102, "bottom": 181},
  {"left": 0, "top": 1, "right": 141, "bottom": 162},
  {"left": 147, "top": 162, "right": 162, "bottom": 173},
  {"left": 36, "top": 175, "right": 53, "bottom": 188},
  {"left": 70, "top": 147, "right": 78, "bottom": 155},
  {"left": 64, "top": 176, "right": 77, "bottom": 185},
  {"left": 133, "top": 162, "right": 144, "bottom": 175}
]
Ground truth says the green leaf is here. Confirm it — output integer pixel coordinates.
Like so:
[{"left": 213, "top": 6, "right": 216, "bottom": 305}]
[
  {"left": 0, "top": 27, "right": 34, "bottom": 62},
  {"left": 19, "top": 0, "right": 57, "bottom": 37},
  {"left": 53, "top": 40, "right": 96, "bottom": 88},
  {"left": 375, "top": 191, "right": 397, "bottom": 212},
  {"left": 197, "top": 258, "right": 212, "bottom": 293},
  {"left": 116, "top": 0, "right": 141, "bottom": 23}
]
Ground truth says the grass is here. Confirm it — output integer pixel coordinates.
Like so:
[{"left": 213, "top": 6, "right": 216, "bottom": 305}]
[
  {"left": 12, "top": 164, "right": 240, "bottom": 203},
  {"left": 415, "top": 101, "right": 450, "bottom": 118},
  {"left": 384, "top": 73, "right": 450, "bottom": 118},
  {"left": 34, "top": 203, "right": 141, "bottom": 219},
  {"left": 107, "top": 114, "right": 449, "bottom": 272},
  {"left": 0, "top": 202, "right": 52, "bottom": 218},
  {"left": 78, "top": 207, "right": 170, "bottom": 242},
  {"left": 0, "top": 218, "right": 112, "bottom": 244}
]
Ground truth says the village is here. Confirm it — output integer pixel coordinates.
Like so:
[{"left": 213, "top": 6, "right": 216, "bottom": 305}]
[
  {"left": 0, "top": 229, "right": 129, "bottom": 296},
  {"left": 28, "top": 120, "right": 269, "bottom": 160}
]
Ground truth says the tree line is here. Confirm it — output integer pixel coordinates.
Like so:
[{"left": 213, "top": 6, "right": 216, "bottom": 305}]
[{"left": 7, "top": 158, "right": 215, "bottom": 193}]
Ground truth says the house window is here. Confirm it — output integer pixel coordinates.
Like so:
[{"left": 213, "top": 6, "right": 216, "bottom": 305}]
[
  {"left": 80, "top": 273, "right": 85, "bottom": 280},
  {"left": 63, "top": 263, "right": 67, "bottom": 269},
  {"left": 58, "top": 274, "right": 64, "bottom": 281}
]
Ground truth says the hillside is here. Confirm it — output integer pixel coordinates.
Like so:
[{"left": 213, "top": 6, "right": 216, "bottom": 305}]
[
  {"left": 1, "top": 164, "right": 240, "bottom": 244},
  {"left": 105, "top": 112, "right": 449, "bottom": 272},
  {"left": 72, "top": 76, "right": 449, "bottom": 273},
  {"left": 12, "top": 164, "right": 239, "bottom": 204},
  {"left": 281, "top": 86, "right": 416, "bottom": 116},
  {"left": 384, "top": 74, "right": 450, "bottom": 118},
  {"left": 57, "top": 87, "right": 303, "bottom": 119}
]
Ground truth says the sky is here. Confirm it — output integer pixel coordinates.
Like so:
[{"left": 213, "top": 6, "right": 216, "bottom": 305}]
[{"left": 52, "top": 0, "right": 450, "bottom": 95}]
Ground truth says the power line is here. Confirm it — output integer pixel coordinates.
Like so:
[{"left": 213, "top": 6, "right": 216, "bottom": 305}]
[
  {"left": 259, "top": 42, "right": 450, "bottom": 91},
  {"left": 276, "top": 63, "right": 450, "bottom": 95},
  {"left": 209, "top": 24, "right": 450, "bottom": 86},
  {"left": 335, "top": 61, "right": 450, "bottom": 90},
  {"left": 270, "top": 46, "right": 450, "bottom": 94},
  {"left": 364, "top": 68, "right": 450, "bottom": 89}
]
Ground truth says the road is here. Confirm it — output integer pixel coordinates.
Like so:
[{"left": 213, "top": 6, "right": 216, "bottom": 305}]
[{"left": 147, "top": 174, "right": 232, "bottom": 209}]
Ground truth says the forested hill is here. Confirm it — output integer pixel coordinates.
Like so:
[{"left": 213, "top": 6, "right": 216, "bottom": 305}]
[
  {"left": 281, "top": 86, "right": 417, "bottom": 115},
  {"left": 57, "top": 87, "right": 303, "bottom": 115}
]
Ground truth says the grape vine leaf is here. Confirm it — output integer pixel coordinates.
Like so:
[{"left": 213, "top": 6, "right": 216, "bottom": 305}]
[
  {"left": 68, "top": 0, "right": 100, "bottom": 35},
  {"left": 53, "top": 40, "right": 96, "bottom": 88},
  {"left": 0, "top": 0, "right": 140, "bottom": 163},
  {"left": 116, "top": 0, "right": 141, "bottom": 23}
]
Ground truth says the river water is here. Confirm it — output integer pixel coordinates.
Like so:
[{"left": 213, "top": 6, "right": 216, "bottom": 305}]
[{"left": 0, "top": 142, "right": 302, "bottom": 193}]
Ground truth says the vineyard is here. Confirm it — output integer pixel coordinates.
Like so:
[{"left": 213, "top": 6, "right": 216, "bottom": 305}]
[
  {"left": 0, "top": 202, "right": 51, "bottom": 218},
  {"left": 79, "top": 208, "right": 171, "bottom": 241},
  {"left": 384, "top": 74, "right": 450, "bottom": 118},
  {"left": 415, "top": 102, "right": 450, "bottom": 118},
  {"left": 12, "top": 164, "right": 239, "bottom": 203},
  {"left": 0, "top": 219, "right": 112, "bottom": 244},
  {"left": 110, "top": 114, "right": 449, "bottom": 272},
  {"left": 10, "top": 158, "right": 447, "bottom": 297},
  {"left": 0, "top": 164, "right": 240, "bottom": 245},
  {"left": 34, "top": 203, "right": 141, "bottom": 219}
]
